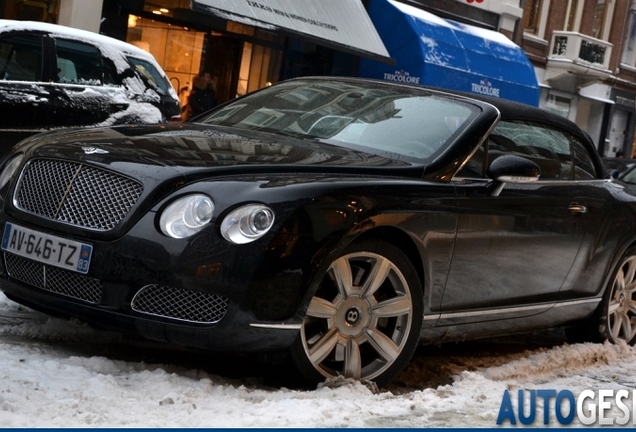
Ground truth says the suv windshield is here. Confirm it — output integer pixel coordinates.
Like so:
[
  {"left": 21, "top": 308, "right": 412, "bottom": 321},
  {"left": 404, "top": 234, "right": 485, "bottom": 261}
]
[
  {"left": 127, "top": 56, "right": 171, "bottom": 96},
  {"left": 198, "top": 80, "right": 479, "bottom": 161}
]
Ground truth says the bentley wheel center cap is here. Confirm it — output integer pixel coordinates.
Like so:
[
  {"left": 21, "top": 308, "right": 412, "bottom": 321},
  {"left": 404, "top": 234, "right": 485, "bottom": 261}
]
[{"left": 336, "top": 298, "right": 370, "bottom": 336}]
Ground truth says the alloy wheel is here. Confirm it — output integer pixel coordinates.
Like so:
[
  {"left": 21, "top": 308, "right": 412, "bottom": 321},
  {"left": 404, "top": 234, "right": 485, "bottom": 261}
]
[
  {"left": 300, "top": 251, "right": 414, "bottom": 382},
  {"left": 608, "top": 255, "right": 636, "bottom": 342}
]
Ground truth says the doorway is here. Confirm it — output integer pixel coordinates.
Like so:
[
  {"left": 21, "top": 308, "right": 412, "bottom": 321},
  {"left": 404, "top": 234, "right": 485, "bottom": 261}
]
[{"left": 201, "top": 34, "right": 242, "bottom": 104}]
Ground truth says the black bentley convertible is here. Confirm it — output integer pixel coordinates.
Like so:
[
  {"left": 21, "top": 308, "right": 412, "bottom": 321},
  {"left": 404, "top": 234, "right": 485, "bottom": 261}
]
[{"left": 0, "top": 77, "right": 635, "bottom": 387}]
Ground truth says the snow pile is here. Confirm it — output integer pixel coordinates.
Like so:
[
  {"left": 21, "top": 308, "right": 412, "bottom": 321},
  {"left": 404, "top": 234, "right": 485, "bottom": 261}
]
[{"left": 2, "top": 292, "right": 636, "bottom": 427}]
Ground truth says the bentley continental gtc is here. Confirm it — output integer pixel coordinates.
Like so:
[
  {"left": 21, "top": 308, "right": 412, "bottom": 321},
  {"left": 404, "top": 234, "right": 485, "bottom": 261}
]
[{"left": 0, "top": 77, "right": 635, "bottom": 387}]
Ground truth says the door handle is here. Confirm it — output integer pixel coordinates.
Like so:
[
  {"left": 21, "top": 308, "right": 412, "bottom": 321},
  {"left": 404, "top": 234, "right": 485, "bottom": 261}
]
[{"left": 568, "top": 203, "right": 587, "bottom": 215}]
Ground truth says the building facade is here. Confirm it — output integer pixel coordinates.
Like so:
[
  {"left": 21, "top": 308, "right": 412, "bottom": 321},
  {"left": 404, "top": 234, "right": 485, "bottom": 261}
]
[
  {"left": 519, "top": 0, "right": 636, "bottom": 157},
  {"left": 4, "top": 1, "right": 568, "bottom": 124},
  {"left": 98, "top": 0, "right": 394, "bottom": 109}
]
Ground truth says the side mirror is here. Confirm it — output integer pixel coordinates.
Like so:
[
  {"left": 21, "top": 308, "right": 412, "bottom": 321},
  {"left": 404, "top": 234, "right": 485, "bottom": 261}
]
[
  {"left": 610, "top": 169, "right": 620, "bottom": 180},
  {"left": 486, "top": 155, "right": 540, "bottom": 196}
]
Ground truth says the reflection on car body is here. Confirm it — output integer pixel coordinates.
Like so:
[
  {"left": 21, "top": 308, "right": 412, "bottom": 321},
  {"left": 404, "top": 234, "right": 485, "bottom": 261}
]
[{"left": 0, "top": 76, "right": 635, "bottom": 388}]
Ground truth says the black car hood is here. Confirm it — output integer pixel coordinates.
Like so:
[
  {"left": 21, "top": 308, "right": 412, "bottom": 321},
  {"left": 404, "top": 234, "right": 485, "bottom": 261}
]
[{"left": 19, "top": 123, "right": 421, "bottom": 179}]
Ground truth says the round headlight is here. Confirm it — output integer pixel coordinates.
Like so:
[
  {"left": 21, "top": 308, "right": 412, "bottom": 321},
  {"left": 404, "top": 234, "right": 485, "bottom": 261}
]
[
  {"left": 0, "top": 154, "right": 24, "bottom": 190},
  {"left": 220, "top": 204, "right": 275, "bottom": 244},
  {"left": 159, "top": 194, "right": 214, "bottom": 238}
]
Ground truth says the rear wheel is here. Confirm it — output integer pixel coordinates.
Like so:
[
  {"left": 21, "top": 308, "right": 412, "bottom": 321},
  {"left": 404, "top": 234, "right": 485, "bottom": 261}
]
[
  {"left": 288, "top": 238, "right": 423, "bottom": 387},
  {"left": 568, "top": 247, "right": 636, "bottom": 345},
  {"left": 602, "top": 248, "right": 636, "bottom": 344}
]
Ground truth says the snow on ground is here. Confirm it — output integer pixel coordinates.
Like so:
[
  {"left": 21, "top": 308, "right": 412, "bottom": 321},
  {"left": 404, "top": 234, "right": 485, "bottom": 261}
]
[{"left": 1, "top": 291, "right": 636, "bottom": 428}]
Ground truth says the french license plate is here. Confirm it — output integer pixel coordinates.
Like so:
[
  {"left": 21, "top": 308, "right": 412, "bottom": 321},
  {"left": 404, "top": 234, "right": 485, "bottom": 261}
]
[{"left": 1, "top": 223, "right": 93, "bottom": 274}]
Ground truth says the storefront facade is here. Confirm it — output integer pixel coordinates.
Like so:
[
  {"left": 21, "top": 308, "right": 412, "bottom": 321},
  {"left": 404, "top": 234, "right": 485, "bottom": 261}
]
[
  {"left": 358, "top": 0, "right": 539, "bottom": 106},
  {"left": 604, "top": 89, "right": 636, "bottom": 158},
  {"left": 99, "top": 0, "right": 390, "bottom": 109}
]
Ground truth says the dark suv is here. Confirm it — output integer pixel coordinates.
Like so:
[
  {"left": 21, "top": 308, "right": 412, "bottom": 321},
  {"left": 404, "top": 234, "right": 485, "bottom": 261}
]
[{"left": 0, "top": 20, "right": 181, "bottom": 153}]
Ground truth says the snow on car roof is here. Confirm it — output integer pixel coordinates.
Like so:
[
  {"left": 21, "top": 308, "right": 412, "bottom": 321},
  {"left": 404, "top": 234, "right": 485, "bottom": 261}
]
[{"left": 0, "top": 19, "right": 159, "bottom": 73}]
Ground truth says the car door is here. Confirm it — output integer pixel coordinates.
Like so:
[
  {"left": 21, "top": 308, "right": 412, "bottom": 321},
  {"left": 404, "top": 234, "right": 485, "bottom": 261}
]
[
  {"left": 46, "top": 37, "right": 109, "bottom": 127},
  {"left": 0, "top": 32, "right": 50, "bottom": 148},
  {"left": 438, "top": 120, "right": 590, "bottom": 324}
]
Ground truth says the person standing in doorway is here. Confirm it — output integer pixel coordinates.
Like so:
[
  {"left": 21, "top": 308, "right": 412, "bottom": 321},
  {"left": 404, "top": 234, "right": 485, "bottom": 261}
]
[{"left": 185, "top": 71, "right": 217, "bottom": 120}]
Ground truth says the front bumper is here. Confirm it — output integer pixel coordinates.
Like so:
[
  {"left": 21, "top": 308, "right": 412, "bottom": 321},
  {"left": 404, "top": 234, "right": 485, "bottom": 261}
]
[
  {"left": 0, "top": 212, "right": 307, "bottom": 353},
  {"left": 0, "top": 273, "right": 301, "bottom": 353}
]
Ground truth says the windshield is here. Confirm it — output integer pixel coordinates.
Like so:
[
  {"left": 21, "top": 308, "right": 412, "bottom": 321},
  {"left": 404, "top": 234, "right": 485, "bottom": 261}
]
[
  {"left": 197, "top": 80, "right": 480, "bottom": 162},
  {"left": 127, "top": 56, "right": 171, "bottom": 96}
]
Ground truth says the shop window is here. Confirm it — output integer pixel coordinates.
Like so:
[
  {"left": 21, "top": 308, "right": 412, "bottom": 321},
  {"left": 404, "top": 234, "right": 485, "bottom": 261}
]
[
  {"left": 0, "top": 0, "right": 59, "bottom": 22},
  {"left": 237, "top": 42, "right": 252, "bottom": 98},
  {"left": 237, "top": 40, "right": 281, "bottom": 98},
  {"left": 126, "top": 15, "right": 204, "bottom": 101}
]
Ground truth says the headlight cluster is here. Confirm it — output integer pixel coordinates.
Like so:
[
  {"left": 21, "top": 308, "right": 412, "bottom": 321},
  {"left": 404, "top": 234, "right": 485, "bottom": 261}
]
[
  {"left": 220, "top": 204, "right": 275, "bottom": 244},
  {"left": 159, "top": 194, "right": 275, "bottom": 244},
  {"left": 159, "top": 194, "right": 215, "bottom": 238},
  {"left": 0, "top": 154, "right": 24, "bottom": 190}
]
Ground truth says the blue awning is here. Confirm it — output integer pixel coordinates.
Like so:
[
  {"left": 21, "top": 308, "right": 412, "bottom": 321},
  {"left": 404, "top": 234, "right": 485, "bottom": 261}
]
[{"left": 358, "top": 0, "right": 540, "bottom": 106}]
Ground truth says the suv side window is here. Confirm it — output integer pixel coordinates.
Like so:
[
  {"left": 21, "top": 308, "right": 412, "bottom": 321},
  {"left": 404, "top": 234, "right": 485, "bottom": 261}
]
[
  {"left": 54, "top": 38, "right": 102, "bottom": 85},
  {"left": 0, "top": 35, "right": 43, "bottom": 82}
]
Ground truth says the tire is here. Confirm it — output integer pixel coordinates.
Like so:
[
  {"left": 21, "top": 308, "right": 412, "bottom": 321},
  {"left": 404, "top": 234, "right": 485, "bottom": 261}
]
[
  {"left": 568, "top": 246, "right": 636, "bottom": 345},
  {"left": 287, "top": 238, "right": 423, "bottom": 388}
]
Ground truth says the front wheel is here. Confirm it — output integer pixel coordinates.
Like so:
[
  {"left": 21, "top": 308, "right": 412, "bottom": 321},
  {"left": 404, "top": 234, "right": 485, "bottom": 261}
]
[{"left": 288, "top": 238, "right": 423, "bottom": 388}]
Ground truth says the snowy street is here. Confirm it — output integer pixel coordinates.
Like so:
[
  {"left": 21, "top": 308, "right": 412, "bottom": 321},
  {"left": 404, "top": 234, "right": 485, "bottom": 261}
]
[{"left": 1, "top": 292, "right": 636, "bottom": 428}]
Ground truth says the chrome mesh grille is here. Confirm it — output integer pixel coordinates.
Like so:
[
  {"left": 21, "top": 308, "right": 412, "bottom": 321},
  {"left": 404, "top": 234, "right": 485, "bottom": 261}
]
[
  {"left": 4, "top": 253, "right": 103, "bottom": 304},
  {"left": 131, "top": 285, "right": 229, "bottom": 324},
  {"left": 15, "top": 159, "right": 143, "bottom": 231}
]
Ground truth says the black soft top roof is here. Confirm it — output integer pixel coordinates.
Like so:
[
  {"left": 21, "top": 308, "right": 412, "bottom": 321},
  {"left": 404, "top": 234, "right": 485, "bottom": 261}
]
[{"left": 459, "top": 91, "right": 591, "bottom": 140}]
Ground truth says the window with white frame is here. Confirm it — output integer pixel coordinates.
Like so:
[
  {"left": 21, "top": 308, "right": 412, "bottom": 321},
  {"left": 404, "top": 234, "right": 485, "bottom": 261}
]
[
  {"left": 591, "top": 0, "right": 614, "bottom": 40},
  {"left": 623, "top": 6, "right": 636, "bottom": 66},
  {"left": 592, "top": 0, "right": 607, "bottom": 38},
  {"left": 565, "top": 0, "right": 581, "bottom": 31},
  {"left": 524, "top": 0, "right": 550, "bottom": 39},
  {"left": 545, "top": 93, "right": 571, "bottom": 118}
]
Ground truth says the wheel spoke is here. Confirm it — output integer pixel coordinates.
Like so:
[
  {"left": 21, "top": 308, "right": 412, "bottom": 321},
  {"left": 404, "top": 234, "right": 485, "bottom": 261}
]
[
  {"left": 371, "top": 295, "right": 412, "bottom": 318},
  {"left": 344, "top": 337, "right": 362, "bottom": 379},
  {"left": 365, "top": 328, "right": 400, "bottom": 362},
  {"left": 331, "top": 257, "right": 354, "bottom": 298},
  {"left": 608, "top": 301, "right": 621, "bottom": 314},
  {"left": 306, "top": 297, "right": 337, "bottom": 319},
  {"left": 625, "top": 259, "right": 636, "bottom": 286},
  {"left": 622, "top": 313, "right": 634, "bottom": 341},
  {"left": 611, "top": 313, "right": 622, "bottom": 340},
  {"left": 627, "top": 300, "right": 636, "bottom": 316},
  {"left": 360, "top": 256, "right": 391, "bottom": 298},
  {"left": 627, "top": 283, "right": 636, "bottom": 297},
  {"left": 308, "top": 327, "right": 340, "bottom": 365},
  {"left": 616, "top": 270, "right": 626, "bottom": 292}
]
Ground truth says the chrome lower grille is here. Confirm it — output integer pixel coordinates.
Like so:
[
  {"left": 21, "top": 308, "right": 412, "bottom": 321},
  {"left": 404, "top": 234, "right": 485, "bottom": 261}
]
[
  {"left": 131, "top": 284, "right": 229, "bottom": 324},
  {"left": 5, "top": 253, "right": 103, "bottom": 304},
  {"left": 15, "top": 159, "right": 143, "bottom": 231}
]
